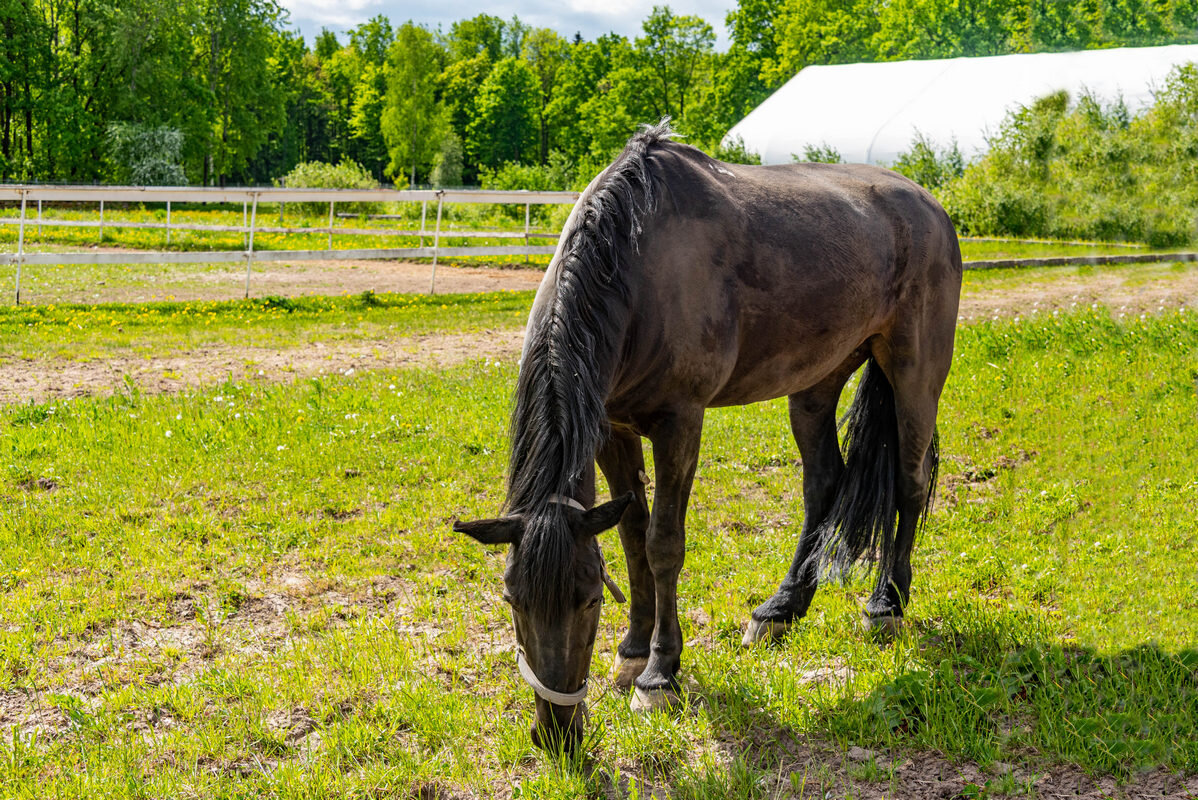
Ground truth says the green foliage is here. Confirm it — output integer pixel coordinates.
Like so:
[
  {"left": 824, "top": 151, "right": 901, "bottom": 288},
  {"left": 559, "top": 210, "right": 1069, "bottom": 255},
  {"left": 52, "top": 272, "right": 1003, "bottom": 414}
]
[
  {"left": 279, "top": 160, "right": 380, "bottom": 214},
  {"left": 794, "top": 142, "right": 843, "bottom": 163},
  {"left": 938, "top": 68, "right": 1198, "bottom": 244},
  {"left": 381, "top": 23, "right": 446, "bottom": 186},
  {"left": 890, "top": 132, "right": 964, "bottom": 190},
  {"left": 104, "top": 123, "right": 186, "bottom": 185},
  {"left": 430, "top": 133, "right": 465, "bottom": 188},
  {"left": 470, "top": 57, "right": 540, "bottom": 169},
  {"left": 713, "top": 135, "right": 762, "bottom": 165}
]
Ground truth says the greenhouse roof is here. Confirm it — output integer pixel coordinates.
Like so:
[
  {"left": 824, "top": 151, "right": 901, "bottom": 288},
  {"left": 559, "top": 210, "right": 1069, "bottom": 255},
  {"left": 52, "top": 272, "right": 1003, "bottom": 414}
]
[{"left": 724, "top": 44, "right": 1198, "bottom": 166}]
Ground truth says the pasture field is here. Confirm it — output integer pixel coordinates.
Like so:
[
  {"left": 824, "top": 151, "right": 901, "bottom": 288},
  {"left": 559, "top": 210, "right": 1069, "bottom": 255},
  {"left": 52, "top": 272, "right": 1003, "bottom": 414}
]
[
  {"left": 0, "top": 204, "right": 1172, "bottom": 265},
  {"left": 2, "top": 272, "right": 1197, "bottom": 798}
]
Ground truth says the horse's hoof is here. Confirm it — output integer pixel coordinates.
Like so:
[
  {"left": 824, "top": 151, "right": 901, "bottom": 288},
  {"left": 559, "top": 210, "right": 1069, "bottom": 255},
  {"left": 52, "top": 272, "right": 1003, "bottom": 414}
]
[
  {"left": 863, "top": 613, "right": 902, "bottom": 636},
  {"left": 611, "top": 654, "right": 648, "bottom": 689},
  {"left": 630, "top": 686, "right": 681, "bottom": 713},
  {"left": 742, "top": 617, "right": 790, "bottom": 646}
]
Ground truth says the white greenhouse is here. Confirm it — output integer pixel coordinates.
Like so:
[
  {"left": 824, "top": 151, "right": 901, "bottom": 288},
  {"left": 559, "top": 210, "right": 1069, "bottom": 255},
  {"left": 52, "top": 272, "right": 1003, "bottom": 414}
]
[{"left": 724, "top": 44, "right": 1198, "bottom": 165}]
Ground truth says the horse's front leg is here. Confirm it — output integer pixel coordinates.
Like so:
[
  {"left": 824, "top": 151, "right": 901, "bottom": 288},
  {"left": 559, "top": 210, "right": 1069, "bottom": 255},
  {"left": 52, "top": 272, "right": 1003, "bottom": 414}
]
[
  {"left": 596, "top": 429, "right": 653, "bottom": 688},
  {"left": 632, "top": 408, "right": 704, "bottom": 711}
]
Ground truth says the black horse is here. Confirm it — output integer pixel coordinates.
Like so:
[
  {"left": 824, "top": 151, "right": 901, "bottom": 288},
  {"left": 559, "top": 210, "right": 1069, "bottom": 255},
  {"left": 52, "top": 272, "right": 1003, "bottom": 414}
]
[{"left": 454, "top": 123, "right": 962, "bottom": 750}]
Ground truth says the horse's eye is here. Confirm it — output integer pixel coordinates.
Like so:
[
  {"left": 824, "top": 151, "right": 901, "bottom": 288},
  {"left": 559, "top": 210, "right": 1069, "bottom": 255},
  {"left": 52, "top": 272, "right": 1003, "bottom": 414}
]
[{"left": 586, "top": 596, "right": 601, "bottom": 610}]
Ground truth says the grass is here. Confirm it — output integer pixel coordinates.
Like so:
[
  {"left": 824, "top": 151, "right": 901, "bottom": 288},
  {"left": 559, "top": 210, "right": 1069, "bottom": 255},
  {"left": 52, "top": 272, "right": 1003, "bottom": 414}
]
[
  {"left": 0, "top": 204, "right": 566, "bottom": 268},
  {"left": 2, "top": 301, "right": 1196, "bottom": 797},
  {"left": 0, "top": 205, "right": 1176, "bottom": 265},
  {"left": 0, "top": 290, "right": 533, "bottom": 362}
]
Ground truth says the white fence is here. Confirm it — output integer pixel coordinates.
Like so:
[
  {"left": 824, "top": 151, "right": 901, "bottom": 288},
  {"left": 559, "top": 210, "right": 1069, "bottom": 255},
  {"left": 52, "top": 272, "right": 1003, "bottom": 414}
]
[{"left": 0, "top": 185, "right": 581, "bottom": 302}]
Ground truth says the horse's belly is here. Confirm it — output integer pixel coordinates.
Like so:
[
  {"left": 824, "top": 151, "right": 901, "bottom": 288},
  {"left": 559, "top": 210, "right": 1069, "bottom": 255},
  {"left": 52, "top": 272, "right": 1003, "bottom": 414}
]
[{"left": 708, "top": 335, "right": 867, "bottom": 407}]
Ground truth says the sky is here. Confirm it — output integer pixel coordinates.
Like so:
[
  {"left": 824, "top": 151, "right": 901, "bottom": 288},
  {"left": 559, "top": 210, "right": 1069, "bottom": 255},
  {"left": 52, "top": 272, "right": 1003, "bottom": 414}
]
[{"left": 278, "top": 0, "right": 736, "bottom": 50}]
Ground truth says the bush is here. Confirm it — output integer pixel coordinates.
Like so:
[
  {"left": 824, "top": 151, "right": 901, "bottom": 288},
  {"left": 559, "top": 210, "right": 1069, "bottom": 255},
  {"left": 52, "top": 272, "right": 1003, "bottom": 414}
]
[
  {"left": 793, "top": 142, "right": 842, "bottom": 163},
  {"left": 891, "top": 132, "right": 964, "bottom": 190},
  {"left": 934, "top": 70, "right": 1198, "bottom": 245},
  {"left": 478, "top": 152, "right": 577, "bottom": 226},
  {"left": 278, "top": 160, "right": 380, "bottom": 215},
  {"left": 105, "top": 123, "right": 186, "bottom": 185},
  {"left": 713, "top": 135, "right": 762, "bottom": 165}
]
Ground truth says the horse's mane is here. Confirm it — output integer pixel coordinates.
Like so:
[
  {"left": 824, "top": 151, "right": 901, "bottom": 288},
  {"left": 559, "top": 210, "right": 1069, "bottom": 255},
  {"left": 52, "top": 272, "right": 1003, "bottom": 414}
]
[{"left": 505, "top": 121, "right": 673, "bottom": 613}]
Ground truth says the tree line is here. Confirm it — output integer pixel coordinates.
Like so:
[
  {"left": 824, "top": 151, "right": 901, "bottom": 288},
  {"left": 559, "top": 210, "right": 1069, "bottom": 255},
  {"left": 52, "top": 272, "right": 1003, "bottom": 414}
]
[{"left": 3, "top": 0, "right": 1197, "bottom": 187}]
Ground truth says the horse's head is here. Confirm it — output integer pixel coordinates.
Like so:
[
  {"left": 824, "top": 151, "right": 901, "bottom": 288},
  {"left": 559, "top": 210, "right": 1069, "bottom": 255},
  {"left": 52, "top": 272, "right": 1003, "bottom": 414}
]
[{"left": 453, "top": 492, "right": 633, "bottom": 751}]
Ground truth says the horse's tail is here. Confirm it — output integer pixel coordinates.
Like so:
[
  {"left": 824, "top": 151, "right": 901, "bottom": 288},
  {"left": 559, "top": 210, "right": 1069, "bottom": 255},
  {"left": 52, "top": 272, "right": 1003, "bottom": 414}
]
[{"left": 809, "top": 358, "right": 938, "bottom": 581}]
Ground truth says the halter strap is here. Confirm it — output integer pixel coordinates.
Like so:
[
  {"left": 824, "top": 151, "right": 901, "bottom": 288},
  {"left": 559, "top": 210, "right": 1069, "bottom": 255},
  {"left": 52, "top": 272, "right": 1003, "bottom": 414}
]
[
  {"left": 516, "top": 649, "right": 589, "bottom": 706},
  {"left": 547, "top": 494, "right": 586, "bottom": 512}
]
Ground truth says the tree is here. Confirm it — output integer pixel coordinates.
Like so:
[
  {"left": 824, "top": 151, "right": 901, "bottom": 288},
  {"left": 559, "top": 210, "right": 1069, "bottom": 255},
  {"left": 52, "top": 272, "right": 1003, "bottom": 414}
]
[
  {"left": 711, "top": 0, "right": 786, "bottom": 130},
  {"left": 471, "top": 56, "right": 539, "bottom": 167},
  {"left": 381, "top": 22, "right": 445, "bottom": 186},
  {"left": 522, "top": 28, "right": 569, "bottom": 162},
  {"left": 439, "top": 52, "right": 492, "bottom": 180},
  {"left": 635, "top": 6, "right": 716, "bottom": 122},
  {"left": 191, "top": 0, "right": 288, "bottom": 185},
  {"left": 105, "top": 122, "right": 186, "bottom": 184}
]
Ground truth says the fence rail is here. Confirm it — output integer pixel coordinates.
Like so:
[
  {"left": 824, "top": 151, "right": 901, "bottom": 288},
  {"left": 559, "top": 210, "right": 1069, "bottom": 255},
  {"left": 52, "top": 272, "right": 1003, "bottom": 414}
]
[
  {"left": 0, "top": 185, "right": 581, "bottom": 303},
  {"left": 4, "top": 184, "right": 1198, "bottom": 306}
]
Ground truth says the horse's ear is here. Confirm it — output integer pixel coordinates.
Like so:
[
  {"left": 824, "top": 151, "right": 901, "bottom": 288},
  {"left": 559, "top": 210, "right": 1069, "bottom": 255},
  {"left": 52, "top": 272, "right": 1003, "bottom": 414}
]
[
  {"left": 453, "top": 516, "right": 523, "bottom": 545},
  {"left": 577, "top": 492, "right": 635, "bottom": 537}
]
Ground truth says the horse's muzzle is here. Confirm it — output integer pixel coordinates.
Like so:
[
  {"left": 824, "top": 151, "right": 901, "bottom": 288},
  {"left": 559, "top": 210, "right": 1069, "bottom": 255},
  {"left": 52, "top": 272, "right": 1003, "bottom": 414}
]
[{"left": 531, "top": 697, "right": 588, "bottom": 752}]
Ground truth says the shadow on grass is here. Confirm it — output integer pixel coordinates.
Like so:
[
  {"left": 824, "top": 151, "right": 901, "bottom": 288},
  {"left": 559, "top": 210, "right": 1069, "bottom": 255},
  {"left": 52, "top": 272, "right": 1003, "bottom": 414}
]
[{"left": 583, "top": 618, "right": 1198, "bottom": 800}]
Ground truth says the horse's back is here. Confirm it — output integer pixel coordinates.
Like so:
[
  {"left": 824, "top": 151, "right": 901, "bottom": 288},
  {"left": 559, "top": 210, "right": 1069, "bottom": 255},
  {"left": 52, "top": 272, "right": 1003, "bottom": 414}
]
[{"left": 607, "top": 143, "right": 962, "bottom": 415}]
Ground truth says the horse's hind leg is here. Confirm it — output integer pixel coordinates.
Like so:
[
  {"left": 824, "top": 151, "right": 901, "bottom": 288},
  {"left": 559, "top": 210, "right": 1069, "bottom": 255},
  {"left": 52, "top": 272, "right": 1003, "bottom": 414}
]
[
  {"left": 866, "top": 330, "right": 954, "bottom": 630},
  {"left": 744, "top": 355, "right": 865, "bottom": 645},
  {"left": 597, "top": 429, "right": 654, "bottom": 688}
]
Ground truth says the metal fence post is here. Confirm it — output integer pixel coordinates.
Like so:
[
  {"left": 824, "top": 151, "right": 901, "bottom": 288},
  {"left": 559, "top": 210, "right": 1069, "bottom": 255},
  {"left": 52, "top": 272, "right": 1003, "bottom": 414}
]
[
  {"left": 327, "top": 201, "right": 335, "bottom": 250},
  {"left": 166, "top": 201, "right": 172, "bottom": 246},
  {"left": 428, "top": 191, "right": 444, "bottom": 294},
  {"left": 419, "top": 199, "right": 428, "bottom": 248},
  {"left": 15, "top": 191, "right": 26, "bottom": 305},
  {"left": 99, "top": 199, "right": 104, "bottom": 241},
  {"left": 244, "top": 193, "right": 259, "bottom": 299},
  {"left": 243, "top": 201, "right": 248, "bottom": 248},
  {"left": 524, "top": 201, "right": 531, "bottom": 264},
  {"left": 36, "top": 199, "right": 42, "bottom": 239}
]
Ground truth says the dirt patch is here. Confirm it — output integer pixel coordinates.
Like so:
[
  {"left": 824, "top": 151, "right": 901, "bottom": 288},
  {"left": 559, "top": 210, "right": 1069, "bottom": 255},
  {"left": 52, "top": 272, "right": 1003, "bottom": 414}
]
[
  {"left": 959, "top": 263, "right": 1198, "bottom": 321},
  {"left": 1, "top": 327, "right": 525, "bottom": 404},
  {"left": 0, "top": 569, "right": 420, "bottom": 739},
  {"left": 14, "top": 251, "right": 545, "bottom": 305},
  {"left": 5, "top": 260, "right": 1198, "bottom": 407}
]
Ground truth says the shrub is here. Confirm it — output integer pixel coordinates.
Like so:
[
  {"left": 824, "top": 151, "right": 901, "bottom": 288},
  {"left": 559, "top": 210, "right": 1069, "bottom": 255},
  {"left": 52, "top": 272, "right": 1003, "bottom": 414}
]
[
  {"left": 278, "top": 160, "right": 381, "bottom": 215},
  {"left": 713, "top": 135, "right": 762, "bottom": 165},
  {"left": 891, "top": 132, "right": 964, "bottom": 190},
  {"left": 105, "top": 123, "right": 186, "bottom": 186},
  {"left": 793, "top": 142, "right": 842, "bottom": 163},
  {"left": 934, "top": 70, "right": 1198, "bottom": 245}
]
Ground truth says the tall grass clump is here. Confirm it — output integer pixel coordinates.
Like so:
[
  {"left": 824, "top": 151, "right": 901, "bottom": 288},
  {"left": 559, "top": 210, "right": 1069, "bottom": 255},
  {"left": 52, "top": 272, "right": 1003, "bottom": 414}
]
[{"left": 937, "top": 65, "right": 1198, "bottom": 246}]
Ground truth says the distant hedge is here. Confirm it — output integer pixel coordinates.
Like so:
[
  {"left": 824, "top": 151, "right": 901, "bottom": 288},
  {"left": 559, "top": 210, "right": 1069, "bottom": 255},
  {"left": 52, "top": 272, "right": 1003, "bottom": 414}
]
[
  {"left": 924, "top": 65, "right": 1198, "bottom": 247},
  {"left": 279, "top": 160, "right": 381, "bottom": 216}
]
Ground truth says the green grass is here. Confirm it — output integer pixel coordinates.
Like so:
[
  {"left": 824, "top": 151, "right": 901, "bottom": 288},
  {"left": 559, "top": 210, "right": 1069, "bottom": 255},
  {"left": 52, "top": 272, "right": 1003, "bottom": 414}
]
[
  {"left": 0, "top": 290, "right": 533, "bottom": 362},
  {"left": 0, "top": 204, "right": 564, "bottom": 268},
  {"left": 2, "top": 205, "right": 1172, "bottom": 263},
  {"left": 1, "top": 307, "right": 1196, "bottom": 796}
]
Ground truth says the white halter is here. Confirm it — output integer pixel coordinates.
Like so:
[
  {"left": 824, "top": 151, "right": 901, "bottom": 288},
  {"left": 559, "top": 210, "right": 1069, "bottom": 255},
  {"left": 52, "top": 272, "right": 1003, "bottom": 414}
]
[
  {"left": 516, "top": 649, "right": 589, "bottom": 706},
  {"left": 512, "top": 493, "right": 624, "bottom": 705}
]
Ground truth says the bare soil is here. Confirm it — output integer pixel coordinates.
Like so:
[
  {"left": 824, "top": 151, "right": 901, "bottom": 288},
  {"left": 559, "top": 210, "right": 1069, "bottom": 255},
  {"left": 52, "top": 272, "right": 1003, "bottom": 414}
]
[
  {"left": 1, "top": 328, "right": 525, "bottom": 404},
  {"left": 14, "top": 251, "right": 545, "bottom": 305},
  {"left": 4, "top": 259, "right": 1197, "bottom": 407}
]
